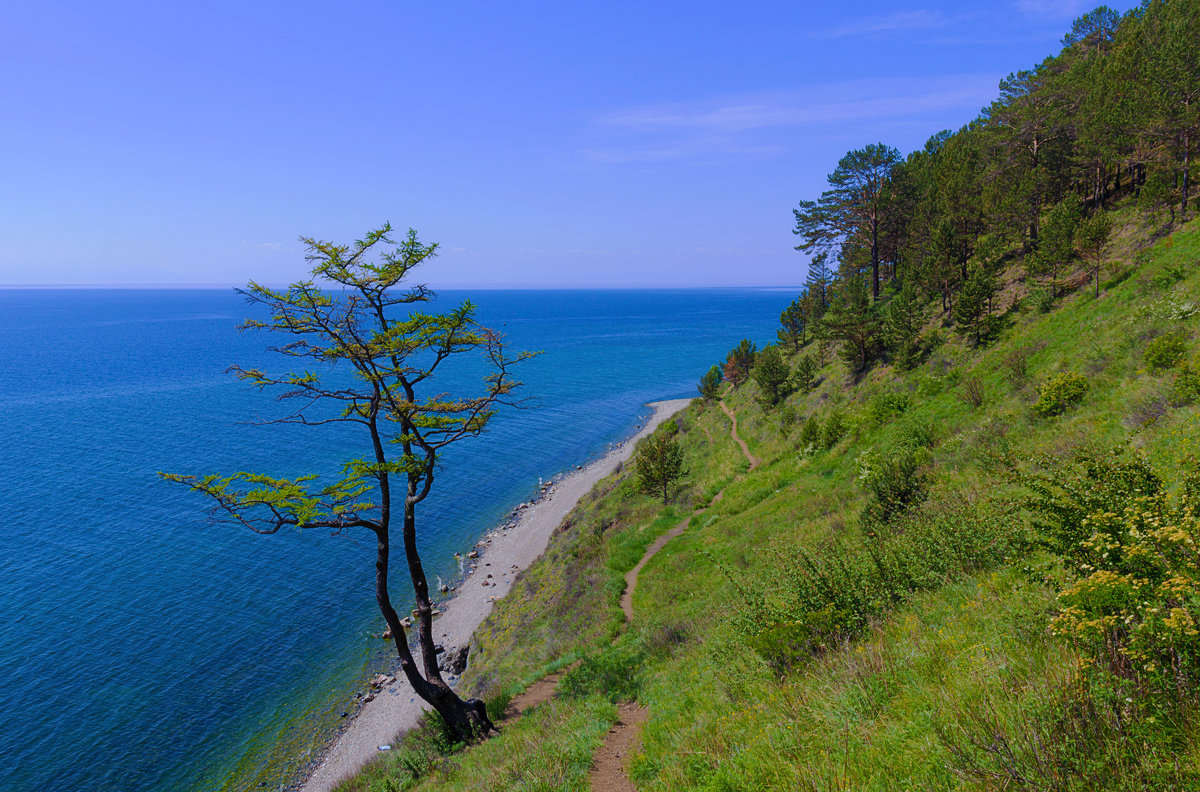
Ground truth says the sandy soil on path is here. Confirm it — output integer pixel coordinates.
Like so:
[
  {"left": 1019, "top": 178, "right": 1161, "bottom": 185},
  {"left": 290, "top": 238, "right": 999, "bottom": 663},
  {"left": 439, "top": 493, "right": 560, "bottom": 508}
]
[
  {"left": 587, "top": 703, "right": 648, "bottom": 792},
  {"left": 720, "top": 399, "right": 759, "bottom": 470},
  {"left": 299, "top": 398, "right": 691, "bottom": 792}
]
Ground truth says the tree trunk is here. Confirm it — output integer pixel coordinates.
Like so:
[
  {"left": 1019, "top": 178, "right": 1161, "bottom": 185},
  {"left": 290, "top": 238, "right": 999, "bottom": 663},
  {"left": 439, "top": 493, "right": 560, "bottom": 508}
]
[
  {"left": 1183, "top": 129, "right": 1191, "bottom": 219},
  {"left": 871, "top": 221, "right": 880, "bottom": 301}
]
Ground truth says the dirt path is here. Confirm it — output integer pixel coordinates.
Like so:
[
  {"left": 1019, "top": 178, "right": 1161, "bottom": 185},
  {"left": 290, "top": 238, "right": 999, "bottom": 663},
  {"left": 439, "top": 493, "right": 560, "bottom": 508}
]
[
  {"left": 719, "top": 399, "right": 759, "bottom": 470},
  {"left": 588, "top": 702, "right": 649, "bottom": 792},
  {"left": 512, "top": 401, "right": 757, "bottom": 789},
  {"left": 620, "top": 520, "right": 687, "bottom": 619}
]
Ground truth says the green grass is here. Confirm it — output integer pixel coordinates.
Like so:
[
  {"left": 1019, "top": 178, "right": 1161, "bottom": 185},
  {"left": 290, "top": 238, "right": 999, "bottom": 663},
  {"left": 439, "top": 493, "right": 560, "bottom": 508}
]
[{"left": 342, "top": 211, "right": 1200, "bottom": 790}]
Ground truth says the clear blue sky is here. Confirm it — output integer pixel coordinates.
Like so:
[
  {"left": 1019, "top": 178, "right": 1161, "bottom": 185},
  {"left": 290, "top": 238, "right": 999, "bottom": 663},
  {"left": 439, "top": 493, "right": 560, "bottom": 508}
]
[{"left": 0, "top": 1, "right": 1128, "bottom": 288}]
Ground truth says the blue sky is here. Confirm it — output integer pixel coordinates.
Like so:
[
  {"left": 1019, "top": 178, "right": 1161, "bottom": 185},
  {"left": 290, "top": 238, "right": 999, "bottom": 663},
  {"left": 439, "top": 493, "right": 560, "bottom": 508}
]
[{"left": 0, "top": 1, "right": 1129, "bottom": 288}]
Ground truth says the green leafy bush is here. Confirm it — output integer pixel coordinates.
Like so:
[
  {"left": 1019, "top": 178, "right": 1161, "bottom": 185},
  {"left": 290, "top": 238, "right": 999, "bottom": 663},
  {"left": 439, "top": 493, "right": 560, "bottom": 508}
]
[
  {"left": 726, "top": 494, "right": 1020, "bottom": 672},
  {"left": 1144, "top": 331, "right": 1188, "bottom": 371},
  {"left": 859, "top": 447, "right": 929, "bottom": 528},
  {"left": 1026, "top": 451, "right": 1200, "bottom": 710},
  {"left": 559, "top": 639, "right": 644, "bottom": 702},
  {"left": 869, "top": 390, "right": 910, "bottom": 423},
  {"left": 1171, "top": 363, "right": 1200, "bottom": 406},
  {"left": 1027, "top": 285, "right": 1055, "bottom": 313},
  {"left": 801, "top": 410, "right": 820, "bottom": 453},
  {"left": 819, "top": 409, "right": 846, "bottom": 449},
  {"left": 1034, "top": 371, "right": 1088, "bottom": 416},
  {"left": 778, "top": 403, "right": 797, "bottom": 436}
]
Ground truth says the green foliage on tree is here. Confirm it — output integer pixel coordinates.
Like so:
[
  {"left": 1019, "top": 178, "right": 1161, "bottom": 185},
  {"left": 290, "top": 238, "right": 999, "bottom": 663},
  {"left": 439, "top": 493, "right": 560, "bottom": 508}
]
[
  {"left": 883, "top": 282, "right": 926, "bottom": 369},
  {"left": 954, "top": 266, "right": 999, "bottom": 346},
  {"left": 1034, "top": 371, "right": 1089, "bottom": 415},
  {"left": 753, "top": 344, "right": 793, "bottom": 409},
  {"left": 778, "top": 293, "right": 811, "bottom": 351},
  {"left": 822, "top": 275, "right": 882, "bottom": 374},
  {"left": 723, "top": 339, "right": 758, "bottom": 388},
  {"left": 1029, "top": 198, "right": 1083, "bottom": 298},
  {"left": 160, "top": 224, "right": 532, "bottom": 741},
  {"left": 636, "top": 430, "right": 685, "bottom": 504},
  {"left": 1075, "top": 211, "right": 1114, "bottom": 297},
  {"left": 794, "top": 353, "right": 818, "bottom": 393},
  {"left": 794, "top": 144, "right": 903, "bottom": 299},
  {"left": 697, "top": 364, "right": 723, "bottom": 400}
]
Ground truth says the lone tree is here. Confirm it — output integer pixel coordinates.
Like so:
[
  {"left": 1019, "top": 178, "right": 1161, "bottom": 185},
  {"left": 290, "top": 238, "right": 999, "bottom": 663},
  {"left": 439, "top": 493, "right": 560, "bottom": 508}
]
[
  {"left": 697, "top": 364, "right": 723, "bottom": 400},
  {"left": 161, "top": 224, "right": 533, "bottom": 741},
  {"left": 752, "top": 344, "right": 793, "bottom": 409},
  {"left": 635, "top": 426, "right": 686, "bottom": 504},
  {"left": 723, "top": 339, "right": 757, "bottom": 388}
]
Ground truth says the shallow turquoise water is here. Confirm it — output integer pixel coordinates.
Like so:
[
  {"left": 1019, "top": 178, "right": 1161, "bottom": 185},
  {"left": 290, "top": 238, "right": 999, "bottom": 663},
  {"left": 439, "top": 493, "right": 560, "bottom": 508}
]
[{"left": 0, "top": 288, "right": 787, "bottom": 791}]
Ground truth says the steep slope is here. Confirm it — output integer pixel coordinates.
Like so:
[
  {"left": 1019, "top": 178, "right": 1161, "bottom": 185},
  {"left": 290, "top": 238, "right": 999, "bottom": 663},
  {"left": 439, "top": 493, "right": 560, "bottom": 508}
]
[{"left": 336, "top": 213, "right": 1200, "bottom": 791}]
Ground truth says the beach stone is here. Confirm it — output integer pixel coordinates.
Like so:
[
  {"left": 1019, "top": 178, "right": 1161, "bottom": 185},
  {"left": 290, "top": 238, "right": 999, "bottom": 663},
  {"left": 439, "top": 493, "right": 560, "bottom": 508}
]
[
  {"left": 449, "top": 645, "right": 469, "bottom": 674},
  {"left": 466, "top": 550, "right": 478, "bottom": 559}
]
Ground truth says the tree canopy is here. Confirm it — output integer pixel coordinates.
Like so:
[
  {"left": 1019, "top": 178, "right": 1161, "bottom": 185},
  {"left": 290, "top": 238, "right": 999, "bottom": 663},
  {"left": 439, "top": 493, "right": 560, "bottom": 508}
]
[{"left": 162, "top": 224, "right": 533, "bottom": 740}]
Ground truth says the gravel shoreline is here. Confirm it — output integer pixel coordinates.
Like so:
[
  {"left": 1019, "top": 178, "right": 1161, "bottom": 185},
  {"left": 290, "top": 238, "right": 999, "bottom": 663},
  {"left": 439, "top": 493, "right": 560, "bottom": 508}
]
[{"left": 296, "top": 398, "right": 692, "bottom": 792}]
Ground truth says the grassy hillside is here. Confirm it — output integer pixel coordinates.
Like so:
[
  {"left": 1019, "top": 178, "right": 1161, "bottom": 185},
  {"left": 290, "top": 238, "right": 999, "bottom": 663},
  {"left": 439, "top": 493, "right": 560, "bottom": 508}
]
[{"left": 337, "top": 211, "right": 1200, "bottom": 791}]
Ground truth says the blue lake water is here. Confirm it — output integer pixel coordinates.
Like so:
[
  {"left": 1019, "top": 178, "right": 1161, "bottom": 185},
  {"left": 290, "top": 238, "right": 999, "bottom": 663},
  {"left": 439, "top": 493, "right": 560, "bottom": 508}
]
[{"left": 0, "top": 288, "right": 789, "bottom": 791}]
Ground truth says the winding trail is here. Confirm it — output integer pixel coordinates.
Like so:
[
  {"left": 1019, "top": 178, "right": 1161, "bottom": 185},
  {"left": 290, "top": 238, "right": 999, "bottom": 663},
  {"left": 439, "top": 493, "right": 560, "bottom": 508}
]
[
  {"left": 503, "top": 398, "right": 756, "bottom": 790},
  {"left": 719, "top": 399, "right": 759, "bottom": 470},
  {"left": 588, "top": 398, "right": 753, "bottom": 790}
]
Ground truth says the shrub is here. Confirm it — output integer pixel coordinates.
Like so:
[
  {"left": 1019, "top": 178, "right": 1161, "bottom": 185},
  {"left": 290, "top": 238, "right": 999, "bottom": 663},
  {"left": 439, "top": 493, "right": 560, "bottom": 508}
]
[
  {"left": 1144, "top": 331, "right": 1188, "bottom": 371},
  {"left": 869, "top": 390, "right": 910, "bottom": 423},
  {"left": 778, "top": 404, "right": 797, "bottom": 436},
  {"left": 560, "top": 639, "right": 644, "bottom": 702},
  {"left": 1004, "top": 347, "right": 1030, "bottom": 386},
  {"left": 1171, "top": 363, "right": 1200, "bottom": 406},
  {"left": 898, "top": 415, "right": 938, "bottom": 449},
  {"left": 1027, "top": 285, "right": 1055, "bottom": 313},
  {"left": 819, "top": 410, "right": 846, "bottom": 449},
  {"left": 1027, "top": 451, "right": 1200, "bottom": 712},
  {"left": 859, "top": 447, "right": 929, "bottom": 528},
  {"left": 959, "top": 375, "right": 985, "bottom": 408},
  {"left": 1034, "top": 372, "right": 1088, "bottom": 416},
  {"left": 726, "top": 493, "right": 1020, "bottom": 671},
  {"left": 798, "top": 415, "right": 820, "bottom": 451}
]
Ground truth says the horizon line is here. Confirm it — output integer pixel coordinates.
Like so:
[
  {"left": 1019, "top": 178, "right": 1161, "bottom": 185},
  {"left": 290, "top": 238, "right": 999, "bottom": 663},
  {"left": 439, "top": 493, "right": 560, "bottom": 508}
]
[{"left": 0, "top": 283, "right": 806, "bottom": 291}]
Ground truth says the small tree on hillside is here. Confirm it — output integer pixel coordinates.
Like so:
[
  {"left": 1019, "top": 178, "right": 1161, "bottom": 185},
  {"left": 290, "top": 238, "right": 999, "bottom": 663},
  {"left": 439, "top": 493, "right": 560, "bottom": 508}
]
[
  {"left": 723, "top": 339, "right": 757, "bottom": 388},
  {"left": 161, "top": 224, "right": 533, "bottom": 741},
  {"left": 697, "top": 364, "right": 723, "bottom": 400},
  {"left": 636, "top": 429, "right": 685, "bottom": 504},
  {"left": 753, "top": 344, "right": 793, "bottom": 409},
  {"left": 778, "top": 293, "right": 810, "bottom": 351},
  {"left": 1075, "top": 211, "right": 1113, "bottom": 297},
  {"left": 1029, "top": 198, "right": 1082, "bottom": 298},
  {"left": 883, "top": 282, "right": 926, "bottom": 369},
  {"left": 794, "top": 353, "right": 818, "bottom": 393},
  {"left": 953, "top": 266, "right": 999, "bottom": 346},
  {"left": 822, "top": 275, "right": 882, "bottom": 374}
]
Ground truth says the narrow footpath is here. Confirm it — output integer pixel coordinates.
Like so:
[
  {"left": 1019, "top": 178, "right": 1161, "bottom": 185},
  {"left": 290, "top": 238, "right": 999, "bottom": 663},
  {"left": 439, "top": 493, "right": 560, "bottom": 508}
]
[
  {"left": 502, "top": 398, "right": 755, "bottom": 790},
  {"left": 587, "top": 398, "right": 755, "bottom": 790}
]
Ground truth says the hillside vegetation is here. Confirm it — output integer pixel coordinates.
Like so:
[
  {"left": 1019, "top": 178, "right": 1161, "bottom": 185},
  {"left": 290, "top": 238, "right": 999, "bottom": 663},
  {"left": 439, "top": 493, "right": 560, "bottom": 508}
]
[
  {"left": 330, "top": 4, "right": 1200, "bottom": 790},
  {"left": 334, "top": 214, "right": 1200, "bottom": 792}
]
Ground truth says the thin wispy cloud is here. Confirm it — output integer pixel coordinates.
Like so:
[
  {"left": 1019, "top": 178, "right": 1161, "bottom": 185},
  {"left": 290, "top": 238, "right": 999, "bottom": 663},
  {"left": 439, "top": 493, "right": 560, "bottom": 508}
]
[
  {"left": 816, "top": 9, "right": 949, "bottom": 39},
  {"left": 584, "top": 74, "right": 998, "bottom": 164},
  {"left": 1013, "top": 0, "right": 1090, "bottom": 19}
]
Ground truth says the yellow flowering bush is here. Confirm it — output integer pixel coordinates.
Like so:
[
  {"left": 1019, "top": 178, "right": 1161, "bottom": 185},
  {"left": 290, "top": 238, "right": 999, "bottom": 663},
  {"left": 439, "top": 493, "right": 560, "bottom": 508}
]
[{"left": 1038, "top": 456, "right": 1200, "bottom": 698}]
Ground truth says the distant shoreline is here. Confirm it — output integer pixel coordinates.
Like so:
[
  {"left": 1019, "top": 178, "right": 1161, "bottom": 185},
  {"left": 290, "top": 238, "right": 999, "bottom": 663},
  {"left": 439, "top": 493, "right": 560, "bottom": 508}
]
[{"left": 297, "top": 397, "right": 693, "bottom": 792}]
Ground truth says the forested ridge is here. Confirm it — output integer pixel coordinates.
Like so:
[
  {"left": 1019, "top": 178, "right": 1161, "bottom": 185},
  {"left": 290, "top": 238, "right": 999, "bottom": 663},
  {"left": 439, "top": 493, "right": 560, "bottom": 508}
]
[
  {"left": 328, "top": 4, "right": 1200, "bottom": 790},
  {"left": 787, "top": 0, "right": 1198, "bottom": 371}
]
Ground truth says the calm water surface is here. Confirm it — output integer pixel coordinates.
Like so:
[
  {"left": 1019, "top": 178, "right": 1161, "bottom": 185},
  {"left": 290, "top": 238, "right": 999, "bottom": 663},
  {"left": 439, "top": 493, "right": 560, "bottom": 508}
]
[{"left": 0, "top": 288, "right": 788, "bottom": 791}]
